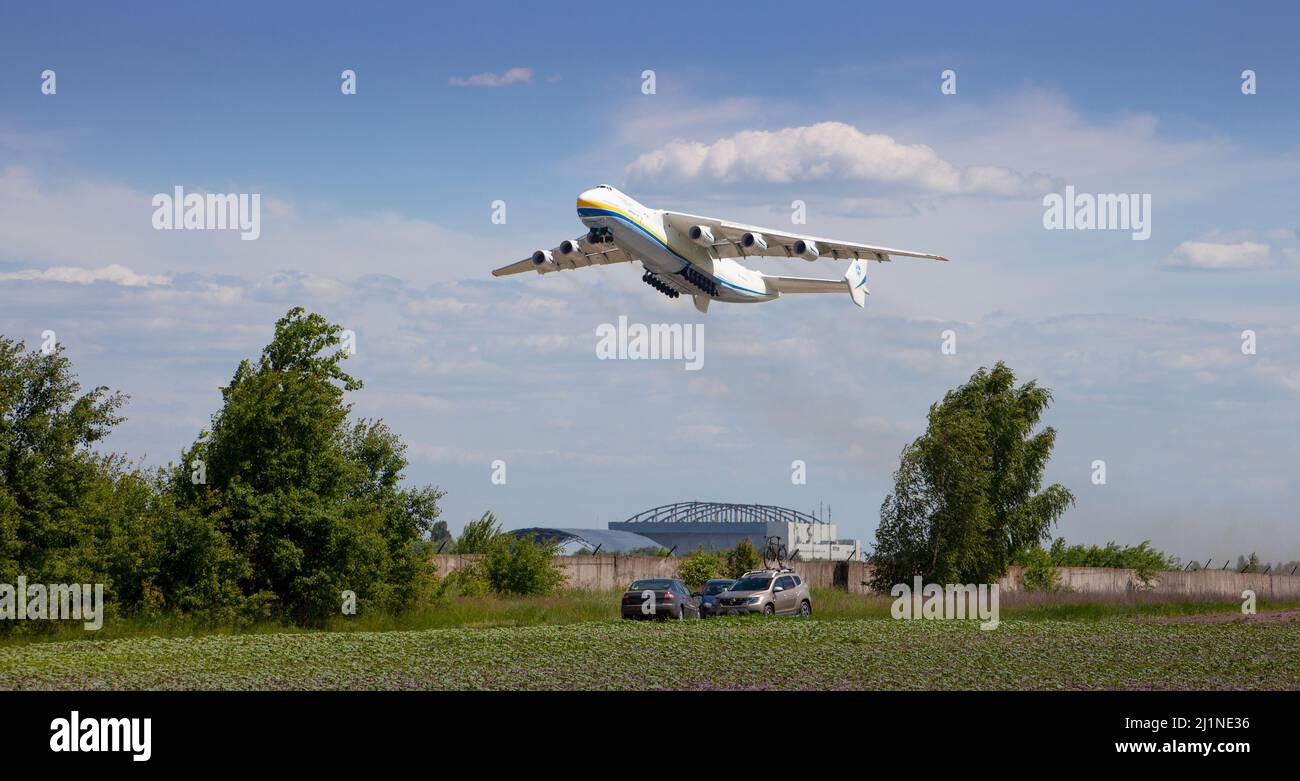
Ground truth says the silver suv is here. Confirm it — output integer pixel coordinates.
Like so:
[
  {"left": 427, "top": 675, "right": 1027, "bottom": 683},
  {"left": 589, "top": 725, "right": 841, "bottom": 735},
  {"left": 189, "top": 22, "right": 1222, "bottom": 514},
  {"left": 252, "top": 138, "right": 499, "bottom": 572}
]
[{"left": 713, "top": 569, "right": 812, "bottom": 616}]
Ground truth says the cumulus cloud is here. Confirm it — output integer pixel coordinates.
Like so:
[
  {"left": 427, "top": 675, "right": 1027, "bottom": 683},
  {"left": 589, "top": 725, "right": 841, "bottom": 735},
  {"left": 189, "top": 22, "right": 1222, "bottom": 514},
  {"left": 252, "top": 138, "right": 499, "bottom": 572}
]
[
  {"left": 625, "top": 121, "right": 1055, "bottom": 197},
  {"left": 0, "top": 263, "right": 169, "bottom": 286},
  {"left": 1165, "top": 240, "right": 1272, "bottom": 271},
  {"left": 448, "top": 67, "right": 533, "bottom": 88}
]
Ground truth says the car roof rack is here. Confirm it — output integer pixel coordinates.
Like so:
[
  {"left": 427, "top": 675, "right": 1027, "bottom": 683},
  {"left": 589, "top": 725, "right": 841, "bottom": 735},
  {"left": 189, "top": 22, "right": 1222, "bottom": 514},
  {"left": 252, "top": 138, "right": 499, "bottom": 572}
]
[{"left": 741, "top": 567, "right": 796, "bottom": 577}]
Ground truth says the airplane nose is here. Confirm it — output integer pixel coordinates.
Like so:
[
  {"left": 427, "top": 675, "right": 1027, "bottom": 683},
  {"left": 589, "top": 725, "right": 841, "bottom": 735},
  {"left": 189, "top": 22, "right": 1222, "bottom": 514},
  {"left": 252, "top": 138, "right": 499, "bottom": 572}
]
[{"left": 577, "top": 188, "right": 599, "bottom": 205}]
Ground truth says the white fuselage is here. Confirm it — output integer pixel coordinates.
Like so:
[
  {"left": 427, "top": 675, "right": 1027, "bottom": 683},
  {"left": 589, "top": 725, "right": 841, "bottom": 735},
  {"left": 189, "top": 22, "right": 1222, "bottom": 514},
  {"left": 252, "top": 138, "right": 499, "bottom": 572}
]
[{"left": 576, "top": 186, "right": 773, "bottom": 303}]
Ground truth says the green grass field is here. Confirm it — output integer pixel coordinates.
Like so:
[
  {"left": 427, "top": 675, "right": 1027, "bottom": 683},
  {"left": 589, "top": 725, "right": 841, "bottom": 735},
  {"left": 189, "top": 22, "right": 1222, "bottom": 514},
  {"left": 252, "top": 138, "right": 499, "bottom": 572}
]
[
  {"left": 3, "top": 587, "right": 1288, "bottom": 646},
  {"left": 2, "top": 600, "right": 1296, "bottom": 690}
]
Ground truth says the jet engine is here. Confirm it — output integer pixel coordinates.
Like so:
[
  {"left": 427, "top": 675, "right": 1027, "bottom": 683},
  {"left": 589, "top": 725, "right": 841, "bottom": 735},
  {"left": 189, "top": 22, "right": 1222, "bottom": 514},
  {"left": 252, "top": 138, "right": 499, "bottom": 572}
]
[
  {"left": 740, "top": 232, "right": 767, "bottom": 251},
  {"left": 688, "top": 225, "right": 715, "bottom": 247},
  {"left": 793, "top": 239, "right": 820, "bottom": 261},
  {"left": 531, "top": 250, "right": 557, "bottom": 272}
]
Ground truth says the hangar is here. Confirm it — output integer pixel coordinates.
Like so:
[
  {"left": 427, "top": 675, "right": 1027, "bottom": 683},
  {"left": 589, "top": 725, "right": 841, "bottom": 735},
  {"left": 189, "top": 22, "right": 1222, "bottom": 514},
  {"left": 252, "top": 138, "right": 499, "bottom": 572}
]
[
  {"left": 607, "top": 501, "right": 862, "bottom": 561},
  {"left": 510, "top": 527, "right": 665, "bottom": 555}
]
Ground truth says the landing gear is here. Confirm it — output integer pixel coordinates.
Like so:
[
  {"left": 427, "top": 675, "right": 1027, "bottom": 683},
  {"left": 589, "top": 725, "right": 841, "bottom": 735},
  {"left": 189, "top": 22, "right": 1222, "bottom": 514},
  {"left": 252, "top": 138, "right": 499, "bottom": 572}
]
[
  {"left": 679, "top": 266, "right": 718, "bottom": 297},
  {"left": 643, "top": 272, "right": 679, "bottom": 299},
  {"left": 586, "top": 227, "right": 614, "bottom": 244}
]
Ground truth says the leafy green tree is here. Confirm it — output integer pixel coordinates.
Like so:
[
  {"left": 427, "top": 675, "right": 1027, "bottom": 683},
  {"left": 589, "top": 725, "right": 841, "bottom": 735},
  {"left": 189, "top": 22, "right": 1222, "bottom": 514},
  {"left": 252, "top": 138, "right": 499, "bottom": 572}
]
[
  {"left": 724, "top": 538, "right": 762, "bottom": 578},
  {"left": 870, "top": 362, "right": 1075, "bottom": 589},
  {"left": 0, "top": 338, "right": 127, "bottom": 585},
  {"left": 0, "top": 338, "right": 147, "bottom": 634},
  {"left": 454, "top": 511, "right": 501, "bottom": 554},
  {"left": 175, "top": 308, "right": 443, "bottom": 623},
  {"left": 430, "top": 519, "right": 452, "bottom": 550}
]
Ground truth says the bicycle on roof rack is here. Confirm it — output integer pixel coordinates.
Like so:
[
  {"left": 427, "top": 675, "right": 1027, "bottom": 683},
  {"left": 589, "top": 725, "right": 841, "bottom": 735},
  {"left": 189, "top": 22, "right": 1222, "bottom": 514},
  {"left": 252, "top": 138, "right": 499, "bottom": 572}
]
[{"left": 762, "top": 535, "right": 788, "bottom": 569}]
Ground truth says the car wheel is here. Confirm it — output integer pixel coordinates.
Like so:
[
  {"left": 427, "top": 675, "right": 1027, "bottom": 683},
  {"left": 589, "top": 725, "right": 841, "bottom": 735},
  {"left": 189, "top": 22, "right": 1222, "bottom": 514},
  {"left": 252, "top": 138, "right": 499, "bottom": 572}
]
[
  {"left": 799, "top": 600, "right": 811, "bottom": 616},
  {"left": 763, "top": 603, "right": 775, "bottom": 616}
]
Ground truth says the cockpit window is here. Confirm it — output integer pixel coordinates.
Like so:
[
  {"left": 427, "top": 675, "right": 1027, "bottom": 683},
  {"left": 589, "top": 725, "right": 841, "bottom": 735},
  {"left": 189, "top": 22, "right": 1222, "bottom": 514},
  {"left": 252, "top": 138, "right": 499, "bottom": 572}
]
[{"left": 596, "top": 184, "right": 611, "bottom": 189}]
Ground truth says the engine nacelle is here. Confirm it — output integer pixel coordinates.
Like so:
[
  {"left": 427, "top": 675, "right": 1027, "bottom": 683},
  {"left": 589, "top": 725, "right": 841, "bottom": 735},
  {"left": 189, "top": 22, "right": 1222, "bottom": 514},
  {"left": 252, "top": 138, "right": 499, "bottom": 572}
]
[
  {"left": 793, "top": 239, "right": 820, "bottom": 261},
  {"left": 688, "top": 225, "right": 715, "bottom": 247},
  {"left": 741, "top": 232, "right": 767, "bottom": 251},
  {"left": 531, "top": 249, "right": 557, "bottom": 271},
  {"left": 558, "top": 239, "right": 583, "bottom": 256}
]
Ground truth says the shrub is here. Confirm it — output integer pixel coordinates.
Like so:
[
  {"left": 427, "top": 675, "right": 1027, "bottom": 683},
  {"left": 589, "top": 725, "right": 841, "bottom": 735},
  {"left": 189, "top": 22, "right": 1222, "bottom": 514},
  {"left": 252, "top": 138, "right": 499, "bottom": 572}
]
[
  {"left": 678, "top": 551, "right": 721, "bottom": 590},
  {"left": 724, "top": 539, "right": 762, "bottom": 578},
  {"left": 1044, "top": 537, "right": 1177, "bottom": 586},
  {"left": 1019, "top": 546, "right": 1062, "bottom": 592},
  {"left": 481, "top": 536, "right": 565, "bottom": 596}
]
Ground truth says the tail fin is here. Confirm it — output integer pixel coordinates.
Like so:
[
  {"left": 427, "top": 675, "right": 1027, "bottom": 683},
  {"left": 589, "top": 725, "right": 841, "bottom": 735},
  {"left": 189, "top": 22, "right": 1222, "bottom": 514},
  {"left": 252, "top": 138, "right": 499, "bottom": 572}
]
[{"left": 844, "top": 259, "right": 871, "bottom": 308}]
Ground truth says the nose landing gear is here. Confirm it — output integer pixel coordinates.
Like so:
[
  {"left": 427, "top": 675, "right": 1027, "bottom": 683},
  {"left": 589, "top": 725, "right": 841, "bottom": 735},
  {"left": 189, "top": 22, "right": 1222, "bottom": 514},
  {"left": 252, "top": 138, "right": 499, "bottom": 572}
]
[{"left": 586, "top": 227, "right": 614, "bottom": 244}]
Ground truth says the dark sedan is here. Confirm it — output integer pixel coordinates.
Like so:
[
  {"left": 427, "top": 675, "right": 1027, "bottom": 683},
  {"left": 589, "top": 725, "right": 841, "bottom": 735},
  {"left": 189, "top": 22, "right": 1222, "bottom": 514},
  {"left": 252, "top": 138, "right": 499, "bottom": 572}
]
[
  {"left": 620, "top": 578, "right": 700, "bottom": 620},
  {"left": 695, "top": 578, "right": 738, "bottom": 617}
]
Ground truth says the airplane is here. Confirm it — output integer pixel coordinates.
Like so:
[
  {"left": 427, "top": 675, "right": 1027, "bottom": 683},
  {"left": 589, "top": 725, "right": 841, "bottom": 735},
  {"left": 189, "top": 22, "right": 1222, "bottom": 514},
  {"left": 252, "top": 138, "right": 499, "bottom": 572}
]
[{"left": 492, "top": 184, "right": 948, "bottom": 314}]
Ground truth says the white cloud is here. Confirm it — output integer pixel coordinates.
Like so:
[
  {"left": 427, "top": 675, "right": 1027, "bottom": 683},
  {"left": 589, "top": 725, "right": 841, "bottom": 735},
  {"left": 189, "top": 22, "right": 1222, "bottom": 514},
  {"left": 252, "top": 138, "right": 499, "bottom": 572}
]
[
  {"left": 0, "top": 165, "right": 511, "bottom": 283},
  {"left": 1165, "top": 240, "right": 1272, "bottom": 271},
  {"left": 625, "top": 121, "right": 1055, "bottom": 197},
  {"left": 0, "top": 263, "right": 168, "bottom": 286},
  {"left": 448, "top": 67, "right": 533, "bottom": 88}
]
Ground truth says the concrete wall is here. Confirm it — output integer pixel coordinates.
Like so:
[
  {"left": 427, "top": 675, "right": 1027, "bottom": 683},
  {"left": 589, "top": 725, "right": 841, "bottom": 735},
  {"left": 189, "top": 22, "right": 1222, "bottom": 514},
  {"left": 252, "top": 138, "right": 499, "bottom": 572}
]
[
  {"left": 435, "top": 553, "right": 1300, "bottom": 600},
  {"left": 1000, "top": 565, "right": 1300, "bottom": 600}
]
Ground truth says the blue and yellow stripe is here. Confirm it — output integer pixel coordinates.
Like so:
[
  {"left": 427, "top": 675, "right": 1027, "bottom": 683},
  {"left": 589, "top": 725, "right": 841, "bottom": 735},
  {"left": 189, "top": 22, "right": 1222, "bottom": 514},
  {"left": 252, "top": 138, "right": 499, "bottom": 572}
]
[{"left": 575, "top": 199, "right": 765, "bottom": 297}]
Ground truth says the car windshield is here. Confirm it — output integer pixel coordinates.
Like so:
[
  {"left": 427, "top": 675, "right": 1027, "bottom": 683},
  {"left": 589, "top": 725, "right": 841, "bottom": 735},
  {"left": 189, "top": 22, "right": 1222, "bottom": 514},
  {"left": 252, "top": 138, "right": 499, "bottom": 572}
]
[
  {"left": 628, "top": 579, "right": 674, "bottom": 591},
  {"left": 703, "top": 582, "right": 735, "bottom": 596},
  {"left": 729, "top": 577, "right": 772, "bottom": 591}
]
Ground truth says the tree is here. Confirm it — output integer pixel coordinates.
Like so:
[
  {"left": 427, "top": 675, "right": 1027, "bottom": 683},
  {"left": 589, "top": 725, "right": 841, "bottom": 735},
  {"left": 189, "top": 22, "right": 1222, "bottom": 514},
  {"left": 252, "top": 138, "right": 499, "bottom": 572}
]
[
  {"left": 870, "top": 362, "right": 1075, "bottom": 589},
  {"left": 455, "top": 511, "right": 501, "bottom": 554},
  {"left": 430, "top": 520, "right": 452, "bottom": 550},
  {"left": 175, "top": 308, "right": 443, "bottom": 623},
  {"left": 0, "top": 338, "right": 129, "bottom": 616}
]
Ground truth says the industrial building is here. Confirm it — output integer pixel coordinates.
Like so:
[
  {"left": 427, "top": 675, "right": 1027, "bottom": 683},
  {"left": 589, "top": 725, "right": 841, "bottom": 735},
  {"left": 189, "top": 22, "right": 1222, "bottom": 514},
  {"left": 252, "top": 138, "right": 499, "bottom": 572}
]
[
  {"left": 509, "top": 527, "right": 665, "bottom": 555},
  {"left": 607, "top": 501, "right": 862, "bottom": 561}
]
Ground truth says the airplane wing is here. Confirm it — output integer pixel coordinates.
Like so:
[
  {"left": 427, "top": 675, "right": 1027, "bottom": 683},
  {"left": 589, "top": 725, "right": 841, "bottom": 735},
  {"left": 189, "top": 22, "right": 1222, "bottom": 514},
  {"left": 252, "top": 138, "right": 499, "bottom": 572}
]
[
  {"left": 492, "top": 235, "right": 638, "bottom": 276},
  {"left": 661, "top": 211, "right": 948, "bottom": 263}
]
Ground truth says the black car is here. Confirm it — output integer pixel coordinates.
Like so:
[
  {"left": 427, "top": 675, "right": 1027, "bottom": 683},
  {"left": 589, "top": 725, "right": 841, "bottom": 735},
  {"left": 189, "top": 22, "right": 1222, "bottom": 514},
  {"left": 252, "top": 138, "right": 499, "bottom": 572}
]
[{"left": 620, "top": 578, "right": 701, "bottom": 620}]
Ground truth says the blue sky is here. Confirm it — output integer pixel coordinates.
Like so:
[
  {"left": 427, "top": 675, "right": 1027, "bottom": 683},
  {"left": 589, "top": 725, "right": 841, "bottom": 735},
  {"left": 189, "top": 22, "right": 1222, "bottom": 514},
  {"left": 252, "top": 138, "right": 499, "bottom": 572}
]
[{"left": 2, "top": 2, "right": 1299, "bottom": 562}]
